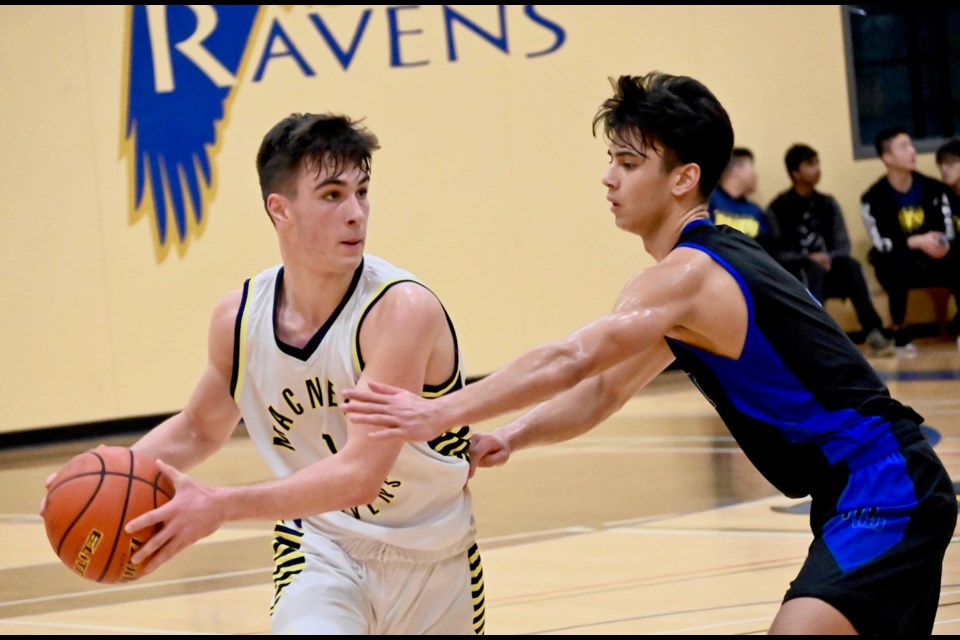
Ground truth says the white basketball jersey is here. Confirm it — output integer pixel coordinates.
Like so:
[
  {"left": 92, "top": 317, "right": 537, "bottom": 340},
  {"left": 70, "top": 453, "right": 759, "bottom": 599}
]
[{"left": 231, "top": 255, "right": 474, "bottom": 554}]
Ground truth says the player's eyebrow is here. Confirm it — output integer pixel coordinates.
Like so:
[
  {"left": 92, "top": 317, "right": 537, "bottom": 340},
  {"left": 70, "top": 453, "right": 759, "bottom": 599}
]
[
  {"left": 610, "top": 148, "right": 645, "bottom": 159},
  {"left": 314, "top": 173, "right": 370, "bottom": 190}
]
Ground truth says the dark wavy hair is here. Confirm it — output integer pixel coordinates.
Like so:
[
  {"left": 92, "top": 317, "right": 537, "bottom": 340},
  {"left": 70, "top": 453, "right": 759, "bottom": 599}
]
[
  {"left": 256, "top": 113, "right": 380, "bottom": 210},
  {"left": 592, "top": 72, "right": 734, "bottom": 199}
]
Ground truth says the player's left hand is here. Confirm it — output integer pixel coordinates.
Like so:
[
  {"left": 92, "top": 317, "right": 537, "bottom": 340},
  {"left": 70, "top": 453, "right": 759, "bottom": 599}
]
[
  {"left": 39, "top": 443, "right": 109, "bottom": 517},
  {"left": 341, "top": 381, "right": 449, "bottom": 441},
  {"left": 468, "top": 431, "right": 512, "bottom": 478},
  {"left": 125, "top": 459, "right": 225, "bottom": 575}
]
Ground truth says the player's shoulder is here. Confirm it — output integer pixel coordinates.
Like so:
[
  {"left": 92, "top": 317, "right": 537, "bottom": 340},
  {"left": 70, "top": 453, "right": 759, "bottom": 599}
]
[
  {"left": 215, "top": 287, "right": 246, "bottom": 312},
  {"left": 358, "top": 280, "right": 448, "bottom": 349},
  {"left": 635, "top": 244, "right": 717, "bottom": 297},
  {"left": 664, "top": 243, "right": 717, "bottom": 272},
  {"left": 618, "top": 249, "right": 716, "bottom": 315},
  {"left": 374, "top": 279, "right": 444, "bottom": 318},
  {"left": 357, "top": 254, "right": 441, "bottom": 316},
  {"left": 208, "top": 286, "right": 246, "bottom": 336}
]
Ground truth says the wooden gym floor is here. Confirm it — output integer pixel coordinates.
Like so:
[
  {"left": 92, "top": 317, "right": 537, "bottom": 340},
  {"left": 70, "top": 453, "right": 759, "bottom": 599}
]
[{"left": 0, "top": 338, "right": 958, "bottom": 635}]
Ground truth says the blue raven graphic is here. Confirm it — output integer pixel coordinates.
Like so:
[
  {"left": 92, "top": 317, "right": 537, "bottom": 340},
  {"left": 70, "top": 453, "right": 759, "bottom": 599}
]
[{"left": 124, "top": 5, "right": 260, "bottom": 257}]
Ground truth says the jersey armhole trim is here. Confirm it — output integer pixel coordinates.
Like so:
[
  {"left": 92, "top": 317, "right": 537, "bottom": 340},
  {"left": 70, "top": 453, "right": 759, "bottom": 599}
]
[
  {"left": 352, "top": 279, "right": 463, "bottom": 397},
  {"left": 231, "top": 278, "right": 253, "bottom": 399}
]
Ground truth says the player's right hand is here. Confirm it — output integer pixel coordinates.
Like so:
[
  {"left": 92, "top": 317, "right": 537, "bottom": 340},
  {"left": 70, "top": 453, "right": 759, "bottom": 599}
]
[
  {"left": 468, "top": 431, "right": 512, "bottom": 479},
  {"left": 126, "top": 459, "right": 225, "bottom": 576}
]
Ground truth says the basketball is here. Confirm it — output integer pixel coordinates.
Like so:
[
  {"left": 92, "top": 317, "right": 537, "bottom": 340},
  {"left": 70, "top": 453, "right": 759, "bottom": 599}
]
[{"left": 42, "top": 446, "right": 175, "bottom": 584}]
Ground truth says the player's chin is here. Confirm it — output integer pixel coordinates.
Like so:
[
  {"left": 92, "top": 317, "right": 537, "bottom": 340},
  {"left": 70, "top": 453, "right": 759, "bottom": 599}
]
[{"left": 611, "top": 211, "right": 633, "bottom": 229}]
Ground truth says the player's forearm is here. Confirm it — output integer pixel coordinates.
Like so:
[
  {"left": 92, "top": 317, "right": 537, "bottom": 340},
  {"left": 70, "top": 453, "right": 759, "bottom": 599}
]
[
  {"left": 132, "top": 412, "right": 233, "bottom": 473},
  {"left": 495, "top": 344, "right": 673, "bottom": 454},
  {"left": 438, "top": 341, "right": 590, "bottom": 432},
  {"left": 499, "top": 392, "right": 610, "bottom": 453},
  {"left": 501, "top": 364, "right": 646, "bottom": 453},
  {"left": 214, "top": 459, "right": 380, "bottom": 523}
]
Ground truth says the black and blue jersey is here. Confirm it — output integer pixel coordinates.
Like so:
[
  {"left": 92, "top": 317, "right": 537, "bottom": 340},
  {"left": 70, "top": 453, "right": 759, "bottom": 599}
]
[{"left": 665, "top": 219, "right": 922, "bottom": 501}]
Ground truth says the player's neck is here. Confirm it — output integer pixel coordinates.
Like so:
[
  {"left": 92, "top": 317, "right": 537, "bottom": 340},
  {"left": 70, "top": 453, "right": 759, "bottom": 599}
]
[
  {"left": 278, "top": 263, "right": 358, "bottom": 330},
  {"left": 645, "top": 204, "right": 708, "bottom": 262}
]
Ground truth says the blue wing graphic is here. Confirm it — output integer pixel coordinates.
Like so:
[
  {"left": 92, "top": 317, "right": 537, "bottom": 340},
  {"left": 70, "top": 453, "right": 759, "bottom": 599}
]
[{"left": 124, "top": 5, "right": 260, "bottom": 253}]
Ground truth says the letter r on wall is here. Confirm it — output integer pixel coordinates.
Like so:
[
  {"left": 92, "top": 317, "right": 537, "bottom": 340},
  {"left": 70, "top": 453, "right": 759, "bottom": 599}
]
[{"left": 146, "top": 5, "right": 236, "bottom": 93}]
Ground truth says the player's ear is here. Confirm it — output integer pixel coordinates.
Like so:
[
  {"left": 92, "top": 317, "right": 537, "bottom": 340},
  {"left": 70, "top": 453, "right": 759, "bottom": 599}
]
[
  {"left": 673, "top": 162, "right": 701, "bottom": 197},
  {"left": 266, "top": 193, "right": 288, "bottom": 224}
]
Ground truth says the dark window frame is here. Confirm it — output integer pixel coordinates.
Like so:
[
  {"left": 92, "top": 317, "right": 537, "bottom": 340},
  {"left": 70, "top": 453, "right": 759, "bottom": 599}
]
[{"left": 841, "top": 5, "right": 959, "bottom": 160}]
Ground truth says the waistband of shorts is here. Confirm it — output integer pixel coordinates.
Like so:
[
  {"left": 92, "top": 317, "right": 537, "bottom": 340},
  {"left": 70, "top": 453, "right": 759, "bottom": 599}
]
[{"left": 293, "top": 522, "right": 476, "bottom": 564}]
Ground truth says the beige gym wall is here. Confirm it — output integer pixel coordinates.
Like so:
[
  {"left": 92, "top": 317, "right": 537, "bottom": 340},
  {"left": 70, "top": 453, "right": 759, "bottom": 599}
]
[{"left": 0, "top": 6, "right": 943, "bottom": 434}]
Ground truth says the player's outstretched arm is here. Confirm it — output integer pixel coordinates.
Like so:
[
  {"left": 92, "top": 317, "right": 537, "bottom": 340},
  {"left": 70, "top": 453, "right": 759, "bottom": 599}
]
[
  {"left": 342, "top": 257, "right": 699, "bottom": 442},
  {"left": 460, "top": 340, "right": 675, "bottom": 481},
  {"left": 488, "top": 339, "right": 674, "bottom": 450},
  {"left": 341, "top": 311, "right": 652, "bottom": 438}
]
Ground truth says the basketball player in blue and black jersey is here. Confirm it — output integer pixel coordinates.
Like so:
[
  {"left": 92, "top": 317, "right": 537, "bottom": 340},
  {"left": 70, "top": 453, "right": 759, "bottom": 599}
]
[
  {"left": 110, "top": 114, "right": 484, "bottom": 634},
  {"left": 341, "top": 73, "right": 957, "bottom": 635}
]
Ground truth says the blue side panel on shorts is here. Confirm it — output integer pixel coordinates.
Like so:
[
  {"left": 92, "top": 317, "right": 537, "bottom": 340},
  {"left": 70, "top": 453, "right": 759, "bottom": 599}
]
[{"left": 822, "top": 451, "right": 916, "bottom": 572}]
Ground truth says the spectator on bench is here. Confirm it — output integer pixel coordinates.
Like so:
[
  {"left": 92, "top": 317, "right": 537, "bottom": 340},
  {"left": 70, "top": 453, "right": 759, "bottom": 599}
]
[
  {"left": 860, "top": 127, "right": 960, "bottom": 355},
  {"left": 935, "top": 137, "right": 960, "bottom": 199},
  {"left": 709, "top": 147, "right": 774, "bottom": 252},
  {"left": 767, "top": 144, "right": 894, "bottom": 357},
  {"left": 935, "top": 137, "right": 960, "bottom": 350}
]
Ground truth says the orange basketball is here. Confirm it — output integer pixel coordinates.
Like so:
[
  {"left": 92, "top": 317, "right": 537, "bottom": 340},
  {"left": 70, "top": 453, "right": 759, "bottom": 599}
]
[{"left": 42, "top": 446, "right": 175, "bottom": 584}]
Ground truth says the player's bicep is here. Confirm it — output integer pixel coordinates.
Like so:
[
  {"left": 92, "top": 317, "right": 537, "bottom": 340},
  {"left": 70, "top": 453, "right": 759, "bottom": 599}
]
[
  {"left": 356, "top": 283, "right": 447, "bottom": 394},
  {"left": 181, "top": 291, "right": 243, "bottom": 437},
  {"left": 567, "top": 264, "right": 697, "bottom": 376},
  {"left": 339, "top": 284, "right": 446, "bottom": 473}
]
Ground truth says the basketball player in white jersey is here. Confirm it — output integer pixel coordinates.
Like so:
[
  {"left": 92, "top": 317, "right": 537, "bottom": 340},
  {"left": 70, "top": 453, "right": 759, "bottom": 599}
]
[{"left": 117, "top": 114, "right": 484, "bottom": 634}]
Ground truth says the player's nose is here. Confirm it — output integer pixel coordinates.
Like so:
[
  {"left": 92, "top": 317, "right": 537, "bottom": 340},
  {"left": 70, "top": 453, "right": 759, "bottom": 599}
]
[
  {"left": 344, "top": 196, "right": 367, "bottom": 224},
  {"left": 601, "top": 167, "right": 618, "bottom": 189}
]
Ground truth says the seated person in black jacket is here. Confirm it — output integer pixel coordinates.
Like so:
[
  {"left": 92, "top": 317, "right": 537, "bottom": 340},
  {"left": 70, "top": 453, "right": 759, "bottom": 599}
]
[
  {"left": 936, "top": 138, "right": 960, "bottom": 257},
  {"left": 861, "top": 127, "right": 960, "bottom": 353},
  {"left": 767, "top": 144, "right": 894, "bottom": 356}
]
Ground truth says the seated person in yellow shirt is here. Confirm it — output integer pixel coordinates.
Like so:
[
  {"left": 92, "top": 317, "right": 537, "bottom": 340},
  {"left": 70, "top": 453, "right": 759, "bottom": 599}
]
[{"left": 708, "top": 147, "right": 773, "bottom": 252}]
